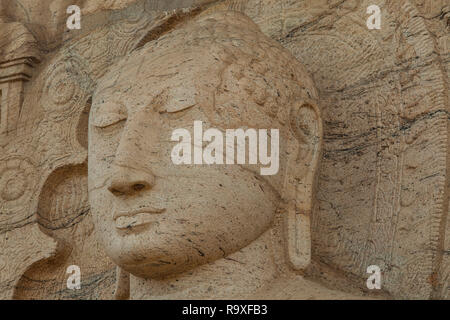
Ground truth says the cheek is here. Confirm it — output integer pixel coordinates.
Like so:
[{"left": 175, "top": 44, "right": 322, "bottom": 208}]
[
  {"left": 224, "top": 177, "right": 277, "bottom": 239},
  {"left": 88, "top": 188, "right": 114, "bottom": 234},
  {"left": 87, "top": 133, "right": 121, "bottom": 191},
  {"left": 227, "top": 185, "right": 275, "bottom": 232},
  {"left": 88, "top": 125, "right": 122, "bottom": 161},
  {"left": 170, "top": 170, "right": 276, "bottom": 242}
]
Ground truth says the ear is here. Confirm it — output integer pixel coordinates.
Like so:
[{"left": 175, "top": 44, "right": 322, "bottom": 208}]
[{"left": 284, "top": 99, "right": 322, "bottom": 271}]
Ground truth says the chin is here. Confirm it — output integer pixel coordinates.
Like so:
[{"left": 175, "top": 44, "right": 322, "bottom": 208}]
[
  {"left": 123, "top": 263, "right": 188, "bottom": 279},
  {"left": 108, "top": 234, "right": 229, "bottom": 279},
  {"left": 117, "top": 252, "right": 206, "bottom": 279}
]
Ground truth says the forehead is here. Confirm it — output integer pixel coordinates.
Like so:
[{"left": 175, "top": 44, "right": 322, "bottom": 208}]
[
  {"left": 96, "top": 47, "right": 213, "bottom": 92},
  {"left": 93, "top": 47, "right": 226, "bottom": 112},
  {"left": 92, "top": 35, "right": 313, "bottom": 125}
]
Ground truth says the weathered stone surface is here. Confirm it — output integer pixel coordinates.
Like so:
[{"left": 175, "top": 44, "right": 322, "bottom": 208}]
[{"left": 0, "top": 0, "right": 448, "bottom": 300}]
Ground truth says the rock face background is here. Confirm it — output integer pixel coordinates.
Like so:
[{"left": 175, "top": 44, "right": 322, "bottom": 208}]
[{"left": 0, "top": 0, "right": 448, "bottom": 299}]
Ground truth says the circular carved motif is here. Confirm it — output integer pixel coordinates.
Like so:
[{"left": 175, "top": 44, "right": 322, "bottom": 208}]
[
  {"left": 0, "top": 170, "right": 26, "bottom": 201},
  {"left": 49, "top": 78, "right": 76, "bottom": 105},
  {"left": 0, "top": 157, "right": 36, "bottom": 213},
  {"left": 42, "top": 57, "right": 90, "bottom": 121}
]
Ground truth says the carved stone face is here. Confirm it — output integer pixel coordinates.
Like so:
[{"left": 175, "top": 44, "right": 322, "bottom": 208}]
[
  {"left": 88, "top": 49, "right": 284, "bottom": 279},
  {"left": 88, "top": 11, "right": 319, "bottom": 279}
]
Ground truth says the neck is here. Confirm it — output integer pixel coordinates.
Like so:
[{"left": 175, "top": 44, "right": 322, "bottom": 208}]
[{"left": 130, "top": 229, "right": 278, "bottom": 299}]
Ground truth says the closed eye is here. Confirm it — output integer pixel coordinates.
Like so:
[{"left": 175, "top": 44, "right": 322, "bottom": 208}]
[
  {"left": 92, "top": 112, "right": 127, "bottom": 128},
  {"left": 158, "top": 103, "right": 196, "bottom": 120}
]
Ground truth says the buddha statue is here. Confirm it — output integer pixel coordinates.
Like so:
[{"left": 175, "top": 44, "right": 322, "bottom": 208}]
[{"left": 87, "top": 10, "right": 367, "bottom": 299}]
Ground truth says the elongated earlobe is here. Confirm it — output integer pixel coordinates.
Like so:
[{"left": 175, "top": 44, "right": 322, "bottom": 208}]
[
  {"left": 285, "top": 100, "right": 322, "bottom": 271},
  {"left": 286, "top": 200, "right": 312, "bottom": 271}
]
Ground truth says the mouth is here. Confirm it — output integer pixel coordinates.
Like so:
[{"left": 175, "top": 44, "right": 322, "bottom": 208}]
[{"left": 113, "top": 207, "right": 166, "bottom": 230}]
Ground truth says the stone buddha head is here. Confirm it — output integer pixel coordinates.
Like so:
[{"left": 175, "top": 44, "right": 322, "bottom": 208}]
[{"left": 88, "top": 11, "right": 322, "bottom": 281}]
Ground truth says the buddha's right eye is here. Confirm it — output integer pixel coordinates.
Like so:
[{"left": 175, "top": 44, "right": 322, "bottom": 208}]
[
  {"left": 91, "top": 103, "right": 127, "bottom": 129},
  {"left": 92, "top": 113, "right": 127, "bottom": 128}
]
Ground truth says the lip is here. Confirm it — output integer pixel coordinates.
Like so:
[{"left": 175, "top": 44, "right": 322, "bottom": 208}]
[
  {"left": 113, "top": 207, "right": 166, "bottom": 221},
  {"left": 113, "top": 207, "right": 166, "bottom": 230}
]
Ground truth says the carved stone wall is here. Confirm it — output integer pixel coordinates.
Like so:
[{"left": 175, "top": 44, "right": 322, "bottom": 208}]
[{"left": 0, "top": 0, "right": 448, "bottom": 299}]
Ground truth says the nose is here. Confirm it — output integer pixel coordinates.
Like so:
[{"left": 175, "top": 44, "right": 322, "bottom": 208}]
[{"left": 107, "top": 165, "right": 155, "bottom": 196}]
